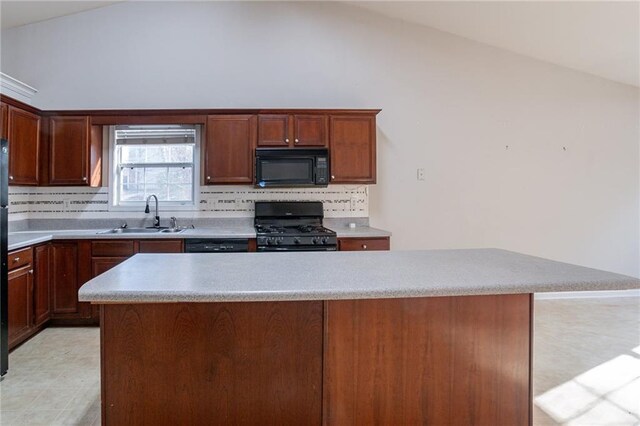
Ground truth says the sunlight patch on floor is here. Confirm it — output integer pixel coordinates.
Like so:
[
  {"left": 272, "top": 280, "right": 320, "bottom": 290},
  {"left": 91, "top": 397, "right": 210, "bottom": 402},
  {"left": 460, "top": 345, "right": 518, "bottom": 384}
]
[{"left": 534, "top": 354, "right": 640, "bottom": 425}]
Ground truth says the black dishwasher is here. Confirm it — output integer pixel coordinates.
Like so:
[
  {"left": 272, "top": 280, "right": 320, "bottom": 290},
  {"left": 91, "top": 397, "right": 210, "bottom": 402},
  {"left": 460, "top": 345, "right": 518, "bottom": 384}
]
[{"left": 184, "top": 239, "right": 249, "bottom": 253}]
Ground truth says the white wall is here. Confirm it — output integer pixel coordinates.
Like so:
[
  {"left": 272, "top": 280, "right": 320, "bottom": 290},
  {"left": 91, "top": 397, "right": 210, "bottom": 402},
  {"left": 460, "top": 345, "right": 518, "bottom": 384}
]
[{"left": 1, "top": 1, "right": 638, "bottom": 277}]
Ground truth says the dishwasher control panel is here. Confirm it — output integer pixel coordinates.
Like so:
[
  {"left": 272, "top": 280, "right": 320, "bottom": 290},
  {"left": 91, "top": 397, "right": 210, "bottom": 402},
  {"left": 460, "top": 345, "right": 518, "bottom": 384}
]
[{"left": 184, "top": 239, "right": 250, "bottom": 253}]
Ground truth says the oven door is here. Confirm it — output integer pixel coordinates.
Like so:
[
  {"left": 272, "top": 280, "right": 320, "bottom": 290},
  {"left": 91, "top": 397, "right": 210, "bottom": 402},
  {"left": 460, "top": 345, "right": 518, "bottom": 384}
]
[{"left": 256, "top": 156, "right": 316, "bottom": 187}]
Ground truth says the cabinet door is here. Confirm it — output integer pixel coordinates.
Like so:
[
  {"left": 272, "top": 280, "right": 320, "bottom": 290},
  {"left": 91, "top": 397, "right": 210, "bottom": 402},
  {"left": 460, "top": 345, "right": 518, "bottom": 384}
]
[
  {"left": 33, "top": 244, "right": 51, "bottom": 327},
  {"left": 7, "top": 106, "right": 40, "bottom": 185},
  {"left": 205, "top": 115, "right": 256, "bottom": 184},
  {"left": 0, "top": 102, "right": 7, "bottom": 139},
  {"left": 92, "top": 257, "right": 128, "bottom": 278},
  {"left": 49, "top": 116, "right": 90, "bottom": 185},
  {"left": 257, "top": 114, "right": 289, "bottom": 147},
  {"left": 293, "top": 115, "right": 327, "bottom": 147},
  {"left": 51, "top": 243, "right": 79, "bottom": 314},
  {"left": 8, "top": 265, "right": 33, "bottom": 348},
  {"left": 329, "top": 115, "right": 376, "bottom": 184}
]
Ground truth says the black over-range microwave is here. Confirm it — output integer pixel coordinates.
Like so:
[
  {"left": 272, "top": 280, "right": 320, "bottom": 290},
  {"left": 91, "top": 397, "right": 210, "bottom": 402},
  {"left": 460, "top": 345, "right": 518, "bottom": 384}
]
[{"left": 255, "top": 148, "right": 330, "bottom": 188}]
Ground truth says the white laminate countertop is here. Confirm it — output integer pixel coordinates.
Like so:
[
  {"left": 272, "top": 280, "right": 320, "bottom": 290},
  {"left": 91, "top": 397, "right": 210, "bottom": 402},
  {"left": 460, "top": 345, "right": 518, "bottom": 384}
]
[
  {"left": 78, "top": 249, "right": 640, "bottom": 303},
  {"left": 7, "top": 226, "right": 391, "bottom": 251}
]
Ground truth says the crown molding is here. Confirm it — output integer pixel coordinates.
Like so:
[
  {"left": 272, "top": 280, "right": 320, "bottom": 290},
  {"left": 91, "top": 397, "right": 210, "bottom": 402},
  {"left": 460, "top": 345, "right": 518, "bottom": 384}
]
[{"left": 0, "top": 72, "right": 38, "bottom": 104}]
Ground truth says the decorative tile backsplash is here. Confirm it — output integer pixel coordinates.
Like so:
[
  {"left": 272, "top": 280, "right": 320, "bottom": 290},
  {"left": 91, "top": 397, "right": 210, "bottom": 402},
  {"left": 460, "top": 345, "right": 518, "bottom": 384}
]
[{"left": 8, "top": 185, "right": 369, "bottom": 220}]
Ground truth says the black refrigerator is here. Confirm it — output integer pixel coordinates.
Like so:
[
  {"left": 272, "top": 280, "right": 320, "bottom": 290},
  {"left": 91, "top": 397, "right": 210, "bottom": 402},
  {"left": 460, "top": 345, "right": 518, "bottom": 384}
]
[{"left": 1, "top": 138, "right": 8, "bottom": 377}]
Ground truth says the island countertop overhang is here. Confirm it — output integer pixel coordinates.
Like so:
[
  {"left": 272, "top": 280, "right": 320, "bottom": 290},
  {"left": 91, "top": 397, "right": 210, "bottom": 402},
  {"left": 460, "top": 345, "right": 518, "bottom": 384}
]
[{"left": 77, "top": 248, "right": 640, "bottom": 303}]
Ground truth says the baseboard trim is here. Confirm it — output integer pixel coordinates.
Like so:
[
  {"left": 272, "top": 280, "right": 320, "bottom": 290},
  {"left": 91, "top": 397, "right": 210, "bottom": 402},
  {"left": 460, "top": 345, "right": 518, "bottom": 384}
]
[{"left": 535, "top": 289, "right": 640, "bottom": 300}]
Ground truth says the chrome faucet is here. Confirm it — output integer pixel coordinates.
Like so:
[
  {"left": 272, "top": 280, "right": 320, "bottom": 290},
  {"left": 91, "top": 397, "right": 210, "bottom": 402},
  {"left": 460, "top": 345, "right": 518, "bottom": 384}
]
[{"left": 144, "top": 195, "right": 160, "bottom": 228}]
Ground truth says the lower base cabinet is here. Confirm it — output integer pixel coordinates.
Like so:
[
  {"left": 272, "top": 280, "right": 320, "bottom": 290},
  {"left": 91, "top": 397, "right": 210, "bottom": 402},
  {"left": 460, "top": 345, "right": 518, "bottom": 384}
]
[
  {"left": 33, "top": 244, "right": 51, "bottom": 327},
  {"left": 50, "top": 241, "right": 93, "bottom": 323},
  {"left": 7, "top": 265, "right": 33, "bottom": 348}
]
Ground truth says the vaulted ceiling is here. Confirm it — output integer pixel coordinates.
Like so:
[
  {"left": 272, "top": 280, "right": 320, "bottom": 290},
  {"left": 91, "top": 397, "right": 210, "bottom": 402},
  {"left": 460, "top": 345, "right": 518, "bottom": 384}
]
[{"left": 2, "top": 1, "right": 638, "bottom": 87}]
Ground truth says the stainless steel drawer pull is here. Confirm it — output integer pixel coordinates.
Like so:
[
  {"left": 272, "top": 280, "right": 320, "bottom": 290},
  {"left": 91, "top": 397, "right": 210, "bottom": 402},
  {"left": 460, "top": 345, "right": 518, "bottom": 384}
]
[
  {"left": 14, "top": 257, "right": 19, "bottom": 262},
  {"left": 362, "top": 245, "right": 367, "bottom": 250}
]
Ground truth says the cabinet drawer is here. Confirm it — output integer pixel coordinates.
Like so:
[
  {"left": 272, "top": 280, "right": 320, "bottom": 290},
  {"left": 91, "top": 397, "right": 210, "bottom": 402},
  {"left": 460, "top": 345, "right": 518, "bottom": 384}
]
[
  {"left": 138, "top": 240, "right": 183, "bottom": 253},
  {"left": 338, "top": 237, "right": 390, "bottom": 251},
  {"left": 8, "top": 247, "right": 33, "bottom": 270},
  {"left": 92, "top": 240, "right": 135, "bottom": 257}
]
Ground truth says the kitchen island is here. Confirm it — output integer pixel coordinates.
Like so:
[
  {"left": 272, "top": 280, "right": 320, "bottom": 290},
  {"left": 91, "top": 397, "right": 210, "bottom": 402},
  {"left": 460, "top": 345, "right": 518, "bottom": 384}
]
[{"left": 79, "top": 249, "right": 639, "bottom": 426}]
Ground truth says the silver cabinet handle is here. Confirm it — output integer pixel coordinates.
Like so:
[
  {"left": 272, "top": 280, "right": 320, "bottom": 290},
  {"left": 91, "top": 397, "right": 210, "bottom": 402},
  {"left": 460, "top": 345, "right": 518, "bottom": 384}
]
[
  {"left": 28, "top": 270, "right": 34, "bottom": 275},
  {"left": 82, "top": 177, "right": 87, "bottom": 181},
  {"left": 285, "top": 138, "right": 289, "bottom": 143},
  {"left": 14, "top": 257, "right": 20, "bottom": 262},
  {"left": 331, "top": 175, "right": 335, "bottom": 180},
  {"left": 362, "top": 245, "right": 368, "bottom": 250},
  {"left": 9, "top": 176, "right": 13, "bottom": 180},
  {"left": 294, "top": 138, "right": 299, "bottom": 144},
  {"left": 206, "top": 176, "right": 211, "bottom": 180}
]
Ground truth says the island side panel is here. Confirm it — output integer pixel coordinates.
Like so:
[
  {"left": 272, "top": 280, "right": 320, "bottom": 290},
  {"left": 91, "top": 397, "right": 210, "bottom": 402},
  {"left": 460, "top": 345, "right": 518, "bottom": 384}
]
[
  {"left": 323, "top": 294, "right": 532, "bottom": 426},
  {"left": 101, "top": 302, "right": 324, "bottom": 426}
]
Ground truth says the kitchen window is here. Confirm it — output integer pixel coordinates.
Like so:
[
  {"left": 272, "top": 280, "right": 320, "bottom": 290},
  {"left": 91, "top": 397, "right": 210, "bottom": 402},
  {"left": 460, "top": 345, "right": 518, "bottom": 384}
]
[{"left": 110, "top": 125, "right": 199, "bottom": 210}]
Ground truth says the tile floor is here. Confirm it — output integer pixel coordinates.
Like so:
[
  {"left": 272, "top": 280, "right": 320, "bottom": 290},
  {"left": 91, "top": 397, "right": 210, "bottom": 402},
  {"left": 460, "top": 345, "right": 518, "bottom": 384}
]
[
  {"left": 0, "top": 297, "right": 638, "bottom": 425},
  {"left": 0, "top": 328, "right": 100, "bottom": 425}
]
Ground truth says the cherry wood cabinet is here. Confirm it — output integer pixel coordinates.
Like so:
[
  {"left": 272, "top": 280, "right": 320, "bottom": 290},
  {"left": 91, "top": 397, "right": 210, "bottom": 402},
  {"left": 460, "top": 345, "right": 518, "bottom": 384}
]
[
  {"left": 51, "top": 242, "right": 80, "bottom": 315},
  {"left": 50, "top": 241, "right": 93, "bottom": 322},
  {"left": 92, "top": 257, "right": 128, "bottom": 278},
  {"left": 324, "top": 295, "right": 531, "bottom": 425},
  {"left": 338, "top": 237, "right": 390, "bottom": 251},
  {"left": 138, "top": 239, "right": 183, "bottom": 253},
  {"left": 204, "top": 115, "right": 257, "bottom": 184},
  {"left": 258, "top": 114, "right": 327, "bottom": 147},
  {"left": 7, "top": 105, "right": 40, "bottom": 185},
  {"left": 101, "top": 301, "right": 324, "bottom": 425},
  {"left": 7, "top": 245, "right": 52, "bottom": 350},
  {"left": 257, "top": 114, "right": 289, "bottom": 147},
  {"left": 48, "top": 116, "right": 96, "bottom": 186},
  {"left": 329, "top": 115, "right": 376, "bottom": 184},
  {"left": 33, "top": 244, "right": 51, "bottom": 327},
  {"left": 7, "top": 265, "right": 33, "bottom": 348},
  {"left": 0, "top": 102, "right": 7, "bottom": 139}
]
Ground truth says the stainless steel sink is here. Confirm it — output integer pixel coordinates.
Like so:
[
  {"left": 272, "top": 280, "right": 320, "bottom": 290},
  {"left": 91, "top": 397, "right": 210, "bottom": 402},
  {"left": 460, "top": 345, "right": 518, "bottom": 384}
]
[
  {"left": 159, "top": 228, "right": 185, "bottom": 234},
  {"left": 97, "top": 227, "right": 185, "bottom": 235},
  {"left": 98, "top": 228, "right": 161, "bottom": 234}
]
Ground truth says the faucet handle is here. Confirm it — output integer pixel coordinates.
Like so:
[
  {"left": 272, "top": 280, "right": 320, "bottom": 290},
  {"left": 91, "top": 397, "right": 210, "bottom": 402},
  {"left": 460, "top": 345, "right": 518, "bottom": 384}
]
[
  {"left": 170, "top": 217, "right": 178, "bottom": 229},
  {"left": 120, "top": 221, "right": 128, "bottom": 229}
]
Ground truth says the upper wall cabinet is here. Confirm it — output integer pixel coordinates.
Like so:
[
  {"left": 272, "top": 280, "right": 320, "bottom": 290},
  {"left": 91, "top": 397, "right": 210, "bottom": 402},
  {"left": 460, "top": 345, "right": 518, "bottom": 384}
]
[
  {"left": 48, "top": 116, "right": 102, "bottom": 186},
  {"left": 0, "top": 103, "right": 7, "bottom": 139},
  {"left": 257, "top": 114, "right": 328, "bottom": 148},
  {"left": 205, "top": 115, "right": 257, "bottom": 184},
  {"left": 7, "top": 105, "right": 41, "bottom": 186},
  {"left": 329, "top": 115, "right": 377, "bottom": 184}
]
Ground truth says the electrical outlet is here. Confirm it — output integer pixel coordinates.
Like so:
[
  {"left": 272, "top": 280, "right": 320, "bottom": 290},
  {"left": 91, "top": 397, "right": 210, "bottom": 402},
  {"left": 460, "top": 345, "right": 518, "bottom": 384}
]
[
  {"left": 350, "top": 196, "right": 357, "bottom": 210},
  {"left": 417, "top": 168, "right": 425, "bottom": 181},
  {"left": 63, "top": 199, "right": 71, "bottom": 211}
]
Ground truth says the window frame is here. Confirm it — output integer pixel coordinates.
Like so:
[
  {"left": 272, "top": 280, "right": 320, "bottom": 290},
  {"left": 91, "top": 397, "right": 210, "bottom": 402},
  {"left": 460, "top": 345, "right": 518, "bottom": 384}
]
[{"left": 108, "top": 125, "right": 201, "bottom": 212}]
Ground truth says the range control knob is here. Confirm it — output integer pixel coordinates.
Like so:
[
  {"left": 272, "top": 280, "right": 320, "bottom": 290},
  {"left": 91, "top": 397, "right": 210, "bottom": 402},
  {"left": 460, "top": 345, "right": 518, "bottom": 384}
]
[{"left": 293, "top": 237, "right": 300, "bottom": 244}]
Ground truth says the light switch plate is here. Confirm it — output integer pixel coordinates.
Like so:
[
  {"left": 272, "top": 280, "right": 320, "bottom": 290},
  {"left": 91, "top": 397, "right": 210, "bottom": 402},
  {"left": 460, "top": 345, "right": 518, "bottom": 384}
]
[{"left": 417, "top": 168, "right": 425, "bottom": 181}]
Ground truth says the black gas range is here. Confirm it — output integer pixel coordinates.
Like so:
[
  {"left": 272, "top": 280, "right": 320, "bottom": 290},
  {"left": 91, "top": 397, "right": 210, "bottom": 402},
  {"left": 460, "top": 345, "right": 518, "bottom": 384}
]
[{"left": 255, "top": 201, "right": 337, "bottom": 252}]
